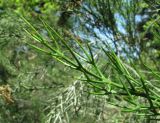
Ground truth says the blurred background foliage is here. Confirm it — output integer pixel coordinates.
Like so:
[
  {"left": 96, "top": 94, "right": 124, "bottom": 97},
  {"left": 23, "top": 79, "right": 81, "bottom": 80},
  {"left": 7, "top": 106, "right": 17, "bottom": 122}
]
[{"left": 0, "top": 0, "right": 160, "bottom": 123}]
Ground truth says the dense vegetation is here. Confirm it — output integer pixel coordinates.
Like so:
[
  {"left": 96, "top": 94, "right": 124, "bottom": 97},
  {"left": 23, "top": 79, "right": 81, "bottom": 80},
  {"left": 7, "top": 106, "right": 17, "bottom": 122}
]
[{"left": 0, "top": 0, "right": 160, "bottom": 123}]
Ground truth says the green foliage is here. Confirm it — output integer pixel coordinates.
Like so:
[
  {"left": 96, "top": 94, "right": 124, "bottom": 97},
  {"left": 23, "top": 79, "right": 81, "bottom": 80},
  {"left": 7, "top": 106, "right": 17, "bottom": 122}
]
[
  {"left": 25, "top": 16, "right": 160, "bottom": 122},
  {"left": 0, "top": 2, "right": 74, "bottom": 123},
  {"left": 0, "top": 0, "right": 160, "bottom": 123}
]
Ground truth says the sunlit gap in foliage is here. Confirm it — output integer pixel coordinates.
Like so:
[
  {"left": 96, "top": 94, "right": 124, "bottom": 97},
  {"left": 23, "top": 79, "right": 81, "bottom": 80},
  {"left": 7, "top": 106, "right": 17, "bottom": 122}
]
[{"left": 72, "top": 12, "right": 141, "bottom": 59}]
